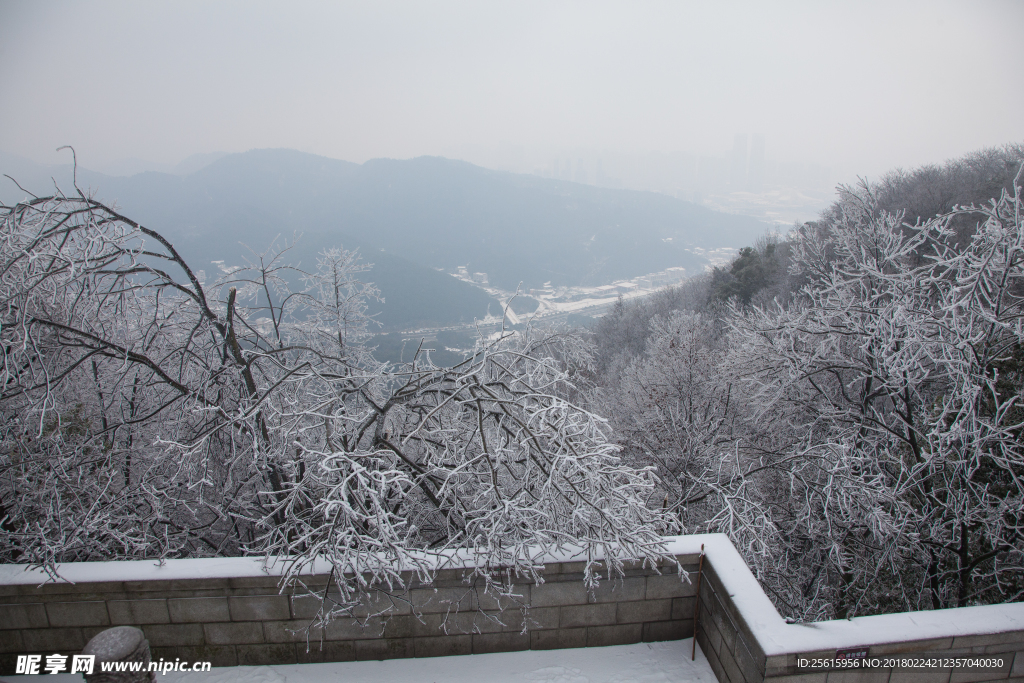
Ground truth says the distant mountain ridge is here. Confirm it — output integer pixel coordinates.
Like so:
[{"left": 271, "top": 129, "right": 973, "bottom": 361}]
[{"left": 0, "top": 148, "right": 768, "bottom": 330}]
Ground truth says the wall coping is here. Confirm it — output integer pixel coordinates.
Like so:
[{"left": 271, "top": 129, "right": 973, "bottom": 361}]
[
  {"left": 665, "top": 535, "right": 1024, "bottom": 656},
  {"left": 3, "top": 534, "right": 1022, "bottom": 657}
]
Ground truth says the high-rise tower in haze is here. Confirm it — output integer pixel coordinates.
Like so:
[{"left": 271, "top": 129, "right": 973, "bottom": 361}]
[
  {"left": 748, "top": 133, "right": 765, "bottom": 192},
  {"left": 731, "top": 134, "right": 748, "bottom": 189}
]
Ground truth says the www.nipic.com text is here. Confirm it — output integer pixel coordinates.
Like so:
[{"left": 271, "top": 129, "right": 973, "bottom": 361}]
[{"left": 15, "top": 654, "right": 213, "bottom": 675}]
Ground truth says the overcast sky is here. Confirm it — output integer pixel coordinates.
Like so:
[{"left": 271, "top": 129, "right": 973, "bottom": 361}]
[{"left": 1, "top": 0, "right": 1022, "bottom": 181}]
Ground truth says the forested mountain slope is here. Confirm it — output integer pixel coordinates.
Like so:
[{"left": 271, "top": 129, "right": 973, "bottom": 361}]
[
  {"left": 1, "top": 149, "right": 767, "bottom": 330},
  {"left": 592, "top": 143, "right": 1024, "bottom": 621}
]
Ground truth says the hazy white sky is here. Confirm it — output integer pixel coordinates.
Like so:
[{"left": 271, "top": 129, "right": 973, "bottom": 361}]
[{"left": 1, "top": 0, "right": 1021, "bottom": 180}]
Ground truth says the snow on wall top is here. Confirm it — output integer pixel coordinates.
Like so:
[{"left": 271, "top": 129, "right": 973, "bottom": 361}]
[
  {"left": 666, "top": 535, "right": 1024, "bottom": 656},
  {"left": 1, "top": 534, "right": 1022, "bottom": 656},
  {"left": 0, "top": 555, "right": 282, "bottom": 585},
  {"left": 0, "top": 538, "right": 692, "bottom": 586}
]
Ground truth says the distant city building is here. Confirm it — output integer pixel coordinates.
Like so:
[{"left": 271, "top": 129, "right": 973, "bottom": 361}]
[
  {"left": 748, "top": 134, "right": 765, "bottom": 192},
  {"left": 730, "top": 134, "right": 748, "bottom": 189},
  {"left": 574, "top": 158, "right": 587, "bottom": 184}
]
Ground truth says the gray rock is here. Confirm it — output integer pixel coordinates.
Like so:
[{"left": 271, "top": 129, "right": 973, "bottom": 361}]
[{"left": 82, "top": 626, "right": 155, "bottom": 683}]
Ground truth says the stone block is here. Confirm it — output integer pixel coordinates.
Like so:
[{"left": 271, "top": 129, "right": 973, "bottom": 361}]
[
  {"left": 952, "top": 632, "right": 1024, "bottom": 649},
  {"left": 412, "top": 611, "right": 504, "bottom": 637},
  {"left": 711, "top": 601, "right": 738, "bottom": 656},
  {"left": 126, "top": 578, "right": 229, "bottom": 594},
  {"left": 228, "top": 595, "right": 290, "bottom": 622},
  {"left": 703, "top": 567, "right": 759, "bottom": 653},
  {"left": 643, "top": 619, "right": 690, "bottom": 642},
  {"left": 355, "top": 637, "right": 414, "bottom": 660},
  {"left": 699, "top": 577, "right": 718, "bottom": 614},
  {"left": 349, "top": 589, "right": 414, "bottom": 617},
  {"left": 530, "top": 627, "right": 587, "bottom": 650},
  {"left": 983, "top": 643, "right": 1023, "bottom": 654},
  {"left": 168, "top": 597, "right": 230, "bottom": 623},
  {"left": 149, "top": 588, "right": 225, "bottom": 600},
  {"left": 701, "top": 603, "right": 724, "bottom": 657},
  {"left": 496, "top": 610, "right": 531, "bottom": 634},
  {"left": 559, "top": 603, "right": 616, "bottom": 628},
  {"left": 414, "top": 635, "right": 472, "bottom": 658},
  {"left": 0, "top": 629, "right": 25, "bottom": 653},
  {"left": 647, "top": 574, "right": 696, "bottom": 599},
  {"left": 617, "top": 599, "right": 672, "bottom": 624},
  {"left": 203, "top": 621, "right": 264, "bottom": 645},
  {"left": 31, "top": 581, "right": 125, "bottom": 597},
  {"left": 718, "top": 640, "right": 746, "bottom": 683},
  {"left": 591, "top": 578, "right": 646, "bottom": 604},
  {"left": 701, "top": 632, "right": 733, "bottom": 683},
  {"left": 383, "top": 615, "right": 413, "bottom": 639},
  {"left": 472, "top": 631, "right": 531, "bottom": 654},
  {"left": 141, "top": 623, "right": 205, "bottom": 647},
  {"left": 324, "top": 617, "right": 386, "bottom": 641},
  {"left": 0, "top": 654, "right": 19, "bottom": 677},
  {"left": 235, "top": 643, "right": 297, "bottom": 666},
  {"left": 293, "top": 574, "right": 332, "bottom": 589},
  {"left": 475, "top": 584, "right": 530, "bottom": 611},
  {"left": 587, "top": 623, "right": 642, "bottom": 647},
  {"left": 45, "top": 600, "right": 110, "bottom": 627},
  {"left": 290, "top": 594, "right": 325, "bottom": 620},
  {"left": 733, "top": 638, "right": 765, "bottom": 683},
  {"left": 531, "top": 581, "right": 587, "bottom": 608},
  {"left": 23, "top": 627, "right": 85, "bottom": 651},
  {"left": 949, "top": 656, "right": 1013, "bottom": 683},
  {"left": 765, "top": 654, "right": 796, "bottom": 677},
  {"left": 294, "top": 640, "right": 356, "bottom": 663},
  {"left": 430, "top": 568, "right": 465, "bottom": 585},
  {"left": 888, "top": 672, "right": 952, "bottom": 683},
  {"left": 263, "top": 620, "right": 323, "bottom": 643},
  {"left": 407, "top": 587, "right": 474, "bottom": 614},
  {"left": 1013, "top": 652, "right": 1024, "bottom": 677},
  {"left": 524, "top": 606, "right": 560, "bottom": 630},
  {"left": 826, "top": 670, "right": 891, "bottom": 683},
  {"left": 673, "top": 596, "right": 698, "bottom": 620},
  {"left": 228, "top": 575, "right": 282, "bottom": 590},
  {"left": 108, "top": 599, "right": 170, "bottom": 625},
  {"left": 0, "top": 603, "right": 48, "bottom": 629}
]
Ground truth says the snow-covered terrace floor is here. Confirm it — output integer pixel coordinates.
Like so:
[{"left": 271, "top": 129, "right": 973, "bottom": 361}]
[{"left": 2, "top": 640, "right": 713, "bottom": 683}]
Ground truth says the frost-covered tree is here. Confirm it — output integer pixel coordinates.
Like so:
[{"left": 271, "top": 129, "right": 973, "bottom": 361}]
[
  {"left": 740, "top": 166, "right": 1024, "bottom": 614},
  {"left": 610, "top": 165, "right": 1024, "bottom": 620},
  {"left": 602, "top": 311, "right": 732, "bottom": 525},
  {"left": 0, "top": 187, "right": 675, "bottom": 624}
]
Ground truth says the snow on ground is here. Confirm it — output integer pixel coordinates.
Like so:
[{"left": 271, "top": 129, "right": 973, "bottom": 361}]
[{"left": 0, "top": 640, "right": 714, "bottom": 683}]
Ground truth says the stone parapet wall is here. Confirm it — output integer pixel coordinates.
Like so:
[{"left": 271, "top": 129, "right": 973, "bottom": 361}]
[
  {"left": 697, "top": 560, "right": 768, "bottom": 683},
  {"left": 686, "top": 537, "right": 1024, "bottom": 683},
  {"left": 2, "top": 535, "right": 1023, "bottom": 683},
  {"left": 0, "top": 557, "right": 699, "bottom": 671}
]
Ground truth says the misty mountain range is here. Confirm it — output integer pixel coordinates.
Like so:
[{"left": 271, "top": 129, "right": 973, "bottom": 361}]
[{"left": 1, "top": 149, "right": 768, "bottom": 331}]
